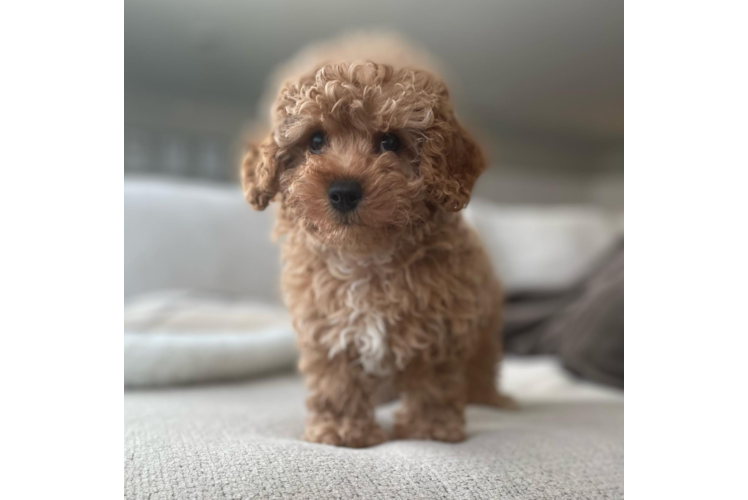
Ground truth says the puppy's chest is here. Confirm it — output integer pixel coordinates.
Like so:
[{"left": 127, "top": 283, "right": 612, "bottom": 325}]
[
  {"left": 321, "top": 269, "right": 406, "bottom": 376},
  {"left": 284, "top": 242, "right": 486, "bottom": 376}
]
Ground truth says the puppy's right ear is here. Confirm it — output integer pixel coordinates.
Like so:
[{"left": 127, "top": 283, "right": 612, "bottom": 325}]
[{"left": 241, "top": 132, "right": 280, "bottom": 210}]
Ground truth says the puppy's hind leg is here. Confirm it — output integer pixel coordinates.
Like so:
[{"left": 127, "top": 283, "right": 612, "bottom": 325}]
[
  {"left": 466, "top": 329, "right": 517, "bottom": 410},
  {"left": 393, "top": 358, "right": 468, "bottom": 443}
]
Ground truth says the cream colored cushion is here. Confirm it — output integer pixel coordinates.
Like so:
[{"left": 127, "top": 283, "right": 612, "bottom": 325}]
[{"left": 124, "top": 290, "right": 296, "bottom": 388}]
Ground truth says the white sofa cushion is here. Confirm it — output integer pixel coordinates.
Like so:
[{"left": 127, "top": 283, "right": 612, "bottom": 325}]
[
  {"left": 125, "top": 177, "right": 280, "bottom": 302},
  {"left": 464, "top": 200, "right": 621, "bottom": 293}
]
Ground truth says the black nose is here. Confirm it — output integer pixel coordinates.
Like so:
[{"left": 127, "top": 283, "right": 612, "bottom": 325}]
[{"left": 328, "top": 180, "right": 362, "bottom": 213}]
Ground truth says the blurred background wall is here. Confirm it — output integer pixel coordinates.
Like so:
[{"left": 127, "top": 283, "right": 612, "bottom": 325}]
[{"left": 124, "top": 0, "right": 623, "bottom": 209}]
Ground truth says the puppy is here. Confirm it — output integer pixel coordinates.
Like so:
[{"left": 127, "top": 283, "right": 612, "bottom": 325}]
[{"left": 241, "top": 47, "right": 513, "bottom": 448}]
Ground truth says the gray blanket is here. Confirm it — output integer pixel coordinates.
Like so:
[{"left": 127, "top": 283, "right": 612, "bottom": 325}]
[{"left": 504, "top": 241, "right": 624, "bottom": 388}]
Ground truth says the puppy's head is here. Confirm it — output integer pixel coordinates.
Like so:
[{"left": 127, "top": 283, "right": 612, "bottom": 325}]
[{"left": 242, "top": 61, "right": 485, "bottom": 251}]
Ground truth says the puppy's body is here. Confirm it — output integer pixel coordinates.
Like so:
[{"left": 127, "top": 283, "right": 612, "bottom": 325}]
[
  {"left": 242, "top": 43, "right": 513, "bottom": 447},
  {"left": 280, "top": 210, "right": 507, "bottom": 446}
]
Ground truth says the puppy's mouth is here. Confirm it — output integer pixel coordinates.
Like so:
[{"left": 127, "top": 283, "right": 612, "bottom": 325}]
[{"left": 331, "top": 207, "right": 365, "bottom": 226}]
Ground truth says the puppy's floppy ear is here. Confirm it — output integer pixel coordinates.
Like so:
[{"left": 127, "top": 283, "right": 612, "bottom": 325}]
[
  {"left": 241, "top": 131, "right": 280, "bottom": 210},
  {"left": 420, "top": 80, "right": 486, "bottom": 212},
  {"left": 420, "top": 117, "right": 486, "bottom": 212}
]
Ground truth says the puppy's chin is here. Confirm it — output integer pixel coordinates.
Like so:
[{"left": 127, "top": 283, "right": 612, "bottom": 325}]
[{"left": 301, "top": 214, "right": 404, "bottom": 254}]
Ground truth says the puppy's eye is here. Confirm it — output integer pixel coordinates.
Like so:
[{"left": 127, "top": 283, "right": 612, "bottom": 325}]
[
  {"left": 309, "top": 131, "right": 325, "bottom": 154},
  {"left": 379, "top": 132, "right": 400, "bottom": 153}
]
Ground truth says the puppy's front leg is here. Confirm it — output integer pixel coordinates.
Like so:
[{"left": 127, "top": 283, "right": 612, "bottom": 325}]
[
  {"left": 393, "top": 358, "right": 467, "bottom": 443},
  {"left": 299, "top": 348, "right": 387, "bottom": 448}
]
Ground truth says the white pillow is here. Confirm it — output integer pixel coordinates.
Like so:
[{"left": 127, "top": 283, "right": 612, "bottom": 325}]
[{"left": 465, "top": 199, "right": 622, "bottom": 293}]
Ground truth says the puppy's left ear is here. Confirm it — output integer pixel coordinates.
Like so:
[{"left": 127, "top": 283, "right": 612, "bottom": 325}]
[
  {"left": 241, "top": 131, "right": 280, "bottom": 210},
  {"left": 421, "top": 115, "right": 487, "bottom": 212}
]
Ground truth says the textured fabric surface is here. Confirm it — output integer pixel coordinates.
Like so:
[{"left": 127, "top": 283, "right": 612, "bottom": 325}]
[{"left": 125, "top": 359, "right": 623, "bottom": 499}]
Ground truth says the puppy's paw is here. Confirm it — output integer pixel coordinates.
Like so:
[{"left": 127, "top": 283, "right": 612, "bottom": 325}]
[
  {"left": 489, "top": 393, "right": 519, "bottom": 410},
  {"left": 470, "top": 393, "right": 520, "bottom": 411},
  {"left": 468, "top": 388, "right": 519, "bottom": 410},
  {"left": 392, "top": 415, "right": 466, "bottom": 443},
  {"left": 304, "top": 416, "right": 387, "bottom": 448}
]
